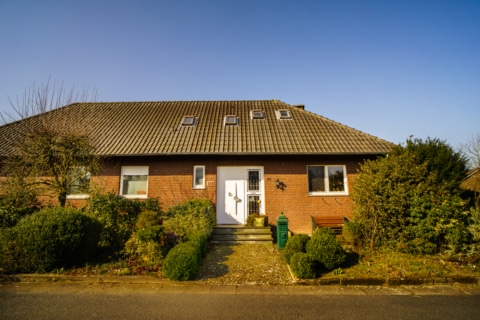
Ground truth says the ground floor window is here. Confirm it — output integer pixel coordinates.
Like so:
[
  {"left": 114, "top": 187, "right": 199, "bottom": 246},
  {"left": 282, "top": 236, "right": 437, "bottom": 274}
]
[
  {"left": 307, "top": 165, "right": 348, "bottom": 195},
  {"left": 193, "top": 165, "right": 205, "bottom": 189},
  {"left": 120, "top": 166, "right": 148, "bottom": 198},
  {"left": 66, "top": 167, "right": 91, "bottom": 199}
]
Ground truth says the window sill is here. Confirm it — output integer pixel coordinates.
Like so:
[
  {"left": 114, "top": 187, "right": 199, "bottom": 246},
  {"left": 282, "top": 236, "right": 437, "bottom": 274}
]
[
  {"left": 66, "top": 194, "right": 90, "bottom": 200},
  {"left": 308, "top": 192, "right": 349, "bottom": 197},
  {"left": 122, "top": 195, "right": 148, "bottom": 199}
]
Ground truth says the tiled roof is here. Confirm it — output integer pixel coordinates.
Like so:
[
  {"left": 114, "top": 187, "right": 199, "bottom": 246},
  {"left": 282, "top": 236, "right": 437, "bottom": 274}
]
[{"left": 0, "top": 100, "right": 392, "bottom": 156}]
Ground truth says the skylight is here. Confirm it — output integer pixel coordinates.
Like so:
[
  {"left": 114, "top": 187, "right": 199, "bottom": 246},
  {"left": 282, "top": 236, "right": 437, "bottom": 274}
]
[
  {"left": 251, "top": 110, "right": 265, "bottom": 120},
  {"left": 181, "top": 116, "right": 197, "bottom": 126},
  {"left": 224, "top": 115, "right": 238, "bottom": 126},
  {"left": 276, "top": 110, "right": 292, "bottom": 120}
]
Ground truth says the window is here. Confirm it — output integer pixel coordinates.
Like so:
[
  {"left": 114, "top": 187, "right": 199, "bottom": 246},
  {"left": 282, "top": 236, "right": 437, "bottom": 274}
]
[
  {"left": 308, "top": 165, "right": 348, "bottom": 195},
  {"left": 193, "top": 165, "right": 205, "bottom": 189},
  {"left": 276, "top": 109, "right": 292, "bottom": 120},
  {"left": 224, "top": 115, "right": 238, "bottom": 126},
  {"left": 181, "top": 115, "right": 197, "bottom": 126},
  {"left": 67, "top": 167, "right": 90, "bottom": 199},
  {"left": 251, "top": 110, "right": 265, "bottom": 120},
  {"left": 120, "top": 166, "right": 148, "bottom": 198}
]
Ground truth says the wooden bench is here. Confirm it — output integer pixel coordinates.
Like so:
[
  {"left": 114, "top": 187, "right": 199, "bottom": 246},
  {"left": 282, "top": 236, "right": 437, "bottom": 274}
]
[{"left": 311, "top": 215, "right": 348, "bottom": 235}]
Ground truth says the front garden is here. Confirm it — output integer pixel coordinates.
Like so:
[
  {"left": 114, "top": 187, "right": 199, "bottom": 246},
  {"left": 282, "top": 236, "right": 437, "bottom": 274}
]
[{"left": 0, "top": 193, "right": 216, "bottom": 281}]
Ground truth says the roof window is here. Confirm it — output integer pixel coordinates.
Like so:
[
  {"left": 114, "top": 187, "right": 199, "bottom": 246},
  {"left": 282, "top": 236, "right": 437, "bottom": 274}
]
[
  {"left": 251, "top": 110, "right": 265, "bottom": 120},
  {"left": 276, "top": 110, "right": 292, "bottom": 120},
  {"left": 181, "top": 115, "right": 197, "bottom": 126},
  {"left": 224, "top": 115, "right": 238, "bottom": 126}
]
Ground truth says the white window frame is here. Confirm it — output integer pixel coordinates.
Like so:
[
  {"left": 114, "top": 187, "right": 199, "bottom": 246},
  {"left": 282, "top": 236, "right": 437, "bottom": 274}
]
[
  {"left": 66, "top": 167, "right": 90, "bottom": 200},
  {"left": 307, "top": 165, "right": 348, "bottom": 196},
  {"left": 120, "top": 166, "right": 149, "bottom": 199},
  {"left": 275, "top": 109, "right": 292, "bottom": 120},
  {"left": 224, "top": 115, "right": 238, "bottom": 126},
  {"left": 193, "top": 165, "right": 205, "bottom": 189}
]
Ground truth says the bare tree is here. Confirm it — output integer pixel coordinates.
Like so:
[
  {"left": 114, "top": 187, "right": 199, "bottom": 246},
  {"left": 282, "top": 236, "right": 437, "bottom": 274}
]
[
  {"left": 461, "top": 132, "right": 480, "bottom": 170},
  {"left": 1, "top": 77, "right": 97, "bottom": 124},
  {"left": 461, "top": 133, "right": 480, "bottom": 209},
  {"left": 0, "top": 78, "right": 99, "bottom": 207}
]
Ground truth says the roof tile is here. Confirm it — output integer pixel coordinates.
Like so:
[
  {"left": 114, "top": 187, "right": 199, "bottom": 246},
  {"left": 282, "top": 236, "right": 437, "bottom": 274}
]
[{"left": 0, "top": 100, "right": 393, "bottom": 156}]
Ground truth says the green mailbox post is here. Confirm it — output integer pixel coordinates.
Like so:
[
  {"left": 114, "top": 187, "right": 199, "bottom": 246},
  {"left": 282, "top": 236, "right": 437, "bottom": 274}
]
[{"left": 276, "top": 212, "right": 289, "bottom": 250}]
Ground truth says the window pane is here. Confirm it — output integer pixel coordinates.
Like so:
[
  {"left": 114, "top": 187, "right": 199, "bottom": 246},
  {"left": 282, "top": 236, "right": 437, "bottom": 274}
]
[
  {"left": 194, "top": 166, "right": 204, "bottom": 187},
  {"left": 308, "top": 166, "right": 325, "bottom": 192},
  {"left": 122, "top": 175, "right": 147, "bottom": 195},
  {"left": 328, "top": 166, "right": 345, "bottom": 192},
  {"left": 248, "top": 195, "right": 260, "bottom": 215},
  {"left": 69, "top": 168, "right": 90, "bottom": 195},
  {"left": 248, "top": 170, "right": 260, "bottom": 191}
]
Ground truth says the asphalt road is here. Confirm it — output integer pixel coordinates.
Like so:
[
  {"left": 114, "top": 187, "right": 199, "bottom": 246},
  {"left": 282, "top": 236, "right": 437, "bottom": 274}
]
[{"left": 1, "top": 282, "right": 480, "bottom": 320}]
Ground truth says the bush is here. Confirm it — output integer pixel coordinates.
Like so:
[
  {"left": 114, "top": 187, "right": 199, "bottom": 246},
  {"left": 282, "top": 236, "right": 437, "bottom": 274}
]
[
  {"left": 125, "top": 210, "right": 167, "bottom": 264},
  {"left": 306, "top": 228, "right": 346, "bottom": 270},
  {"left": 284, "top": 234, "right": 310, "bottom": 264},
  {"left": 162, "top": 242, "right": 199, "bottom": 280},
  {"left": 290, "top": 252, "right": 316, "bottom": 279},
  {"left": 163, "top": 199, "right": 216, "bottom": 238},
  {"left": 184, "top": 231, "right": 208, "bottom": 259},
  {"left": 0, "top": 207, "right": 101, "bottom": 273},
  {"left": 86, "top": 192, "right": 162, "bottom": 258}
]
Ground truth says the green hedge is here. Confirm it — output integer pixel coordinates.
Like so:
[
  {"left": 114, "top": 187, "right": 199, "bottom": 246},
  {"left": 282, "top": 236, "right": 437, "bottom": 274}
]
[
  {"left": 284, "top": 234, "right": 310, "bottom": 264},
  {"left": 162, "top": 242, "right": 200, "bottom": 280},
  {"left": 290, "top": 252, "right": 317, "bottom": 279},
  {"left": 0, "top": 207, "right": 101, "bottom": 273},
  {"left": 306, "top": 228, "right": 346, "bottom": 270}
]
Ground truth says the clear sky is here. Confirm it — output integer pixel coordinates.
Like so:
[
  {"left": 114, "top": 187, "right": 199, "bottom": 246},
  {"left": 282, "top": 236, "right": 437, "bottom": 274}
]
[{"left": 0, "top": 0, "right": 478, "bottom": 148}]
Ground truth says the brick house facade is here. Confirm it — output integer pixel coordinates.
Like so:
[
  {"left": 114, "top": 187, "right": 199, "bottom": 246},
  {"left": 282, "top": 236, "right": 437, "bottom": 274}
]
[{"left": 0, "top": 100, "right": 392, "bottom": 234}]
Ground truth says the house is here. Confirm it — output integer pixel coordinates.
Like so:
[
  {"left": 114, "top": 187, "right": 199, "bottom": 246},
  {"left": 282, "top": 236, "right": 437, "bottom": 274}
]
[{"left": 0, "top": 100, "right": 392, "bottom": 234}]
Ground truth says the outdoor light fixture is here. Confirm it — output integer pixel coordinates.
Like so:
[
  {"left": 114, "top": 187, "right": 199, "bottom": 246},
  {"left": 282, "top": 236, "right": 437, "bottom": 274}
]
[{"left": 275, "top": 179, "right": 286, "bottom": 190}]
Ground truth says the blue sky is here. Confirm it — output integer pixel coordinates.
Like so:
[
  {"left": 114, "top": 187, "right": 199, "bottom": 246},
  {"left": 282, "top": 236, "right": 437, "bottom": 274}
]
[{"left": 0, "top": 0, "right": 478, "bottom": 148}]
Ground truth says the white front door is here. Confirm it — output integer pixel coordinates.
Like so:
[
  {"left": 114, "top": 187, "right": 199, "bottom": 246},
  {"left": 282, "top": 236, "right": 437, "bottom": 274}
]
[{"left": 217, "top": 166, "right": 264, "bottom": 224}]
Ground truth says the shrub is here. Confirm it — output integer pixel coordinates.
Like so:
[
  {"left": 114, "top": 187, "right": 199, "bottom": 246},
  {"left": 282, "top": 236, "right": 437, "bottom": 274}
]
[
  {"left": 86, "top": 192, "right": 162, "bottom": 258},
  {"left": 289, "top": 252, "right": 316, "bottom": 279},
  {"left": 0, "top": 207, "right": 101, "bottom": 273},
  {"left": 125, "top": 210, "right": 175, "bottom": 264},
  {"left": 162, "top": 242, "right": 199, "bottom": 280},
  {"left": 163, "top": 199, "right": 216, "bottom": 238},
  {"left": 306, "top": 228, "right": 346, "bottom": 270},
  {"left": 184, "top": 231, "right": 208, "bottom": 259},
  {"left": 284, "top": 234, "right": 310, "bottom": 264}
]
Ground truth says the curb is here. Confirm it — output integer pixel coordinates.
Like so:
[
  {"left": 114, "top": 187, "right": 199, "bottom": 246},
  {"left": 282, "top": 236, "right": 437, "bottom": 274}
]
[{"left": 2, "top": 273, "right": 480, "bottom": 287}]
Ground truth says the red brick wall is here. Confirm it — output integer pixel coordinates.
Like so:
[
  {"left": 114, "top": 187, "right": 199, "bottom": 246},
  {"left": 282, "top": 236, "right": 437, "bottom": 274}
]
[{"left": 66, "top": 154, "right": 377, "bottom": 235}]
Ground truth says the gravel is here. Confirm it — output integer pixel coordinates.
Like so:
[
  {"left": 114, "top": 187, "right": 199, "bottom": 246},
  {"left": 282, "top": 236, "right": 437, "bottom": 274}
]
[{"left": 192, "top": 243, "right": 294, "bottom": 285}]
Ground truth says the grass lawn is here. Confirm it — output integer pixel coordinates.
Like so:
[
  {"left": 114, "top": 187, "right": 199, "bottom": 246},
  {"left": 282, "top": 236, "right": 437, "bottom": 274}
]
[{"left": 319, "top": 248, "right": 479, "bottom": 281}]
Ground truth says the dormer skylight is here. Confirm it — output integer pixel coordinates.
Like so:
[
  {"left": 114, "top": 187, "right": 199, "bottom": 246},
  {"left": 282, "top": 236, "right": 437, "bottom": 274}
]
[
  {"left": 181, "top": 115, "right": 197, "bottom": 126},
  {"left": 224, "top": 115, "right": 238, "bottom": 126},
  {"left": 251, "top": 110, "right": 265, "bottom": 120},
  {"left": 276, "top": 109, "right": 292, "bottom": 120}
]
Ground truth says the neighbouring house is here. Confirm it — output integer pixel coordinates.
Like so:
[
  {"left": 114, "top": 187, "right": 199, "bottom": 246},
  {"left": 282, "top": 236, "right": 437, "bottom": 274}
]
[{"left": 0, "top": 100, "right": 392, "bottom": 234}]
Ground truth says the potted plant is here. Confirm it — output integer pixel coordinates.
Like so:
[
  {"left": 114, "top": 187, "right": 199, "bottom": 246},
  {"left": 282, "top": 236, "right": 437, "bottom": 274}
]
[{"left": 246, "top": 213, "right": 268, "bottom": 227}]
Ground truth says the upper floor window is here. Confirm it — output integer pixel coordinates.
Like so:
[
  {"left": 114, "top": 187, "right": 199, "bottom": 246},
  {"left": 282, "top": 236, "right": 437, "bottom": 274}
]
[
  {"left": 276, "top": 109, "right": 292, "bottom": 120},
  {"left": 224, "top": 115, "right": 238, "bottom": 126},
  {"left": 307, "top": 165, "right": 348, "bottom": 195},
  {"left": 251, "top": 110, "right": 265, "bottom": 120},
  {"left": 120, "top": 166, "right": 148, "bottom": 199},
  {"left": 181, "top": 115, "right": 197, "bottom": 126}
]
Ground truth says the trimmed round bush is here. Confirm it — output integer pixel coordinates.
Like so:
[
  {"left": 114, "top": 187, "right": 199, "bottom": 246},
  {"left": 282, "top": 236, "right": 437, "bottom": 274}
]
[
  {"left": 306, "top": 228, "right": 346, "bottom": 270},
  {"left": 184, "top": 231, "right": 208, "bottom": 259},
  {"left": 0, "top": 207, "right": 101, "bottom": 273},
  {"left": 163, "top": 242, "right": 199, "bottom": 281},
  {"left": 284, "top": 234, "right": 310, "bottom": 264},
  {"left": 290, "top": 252, "right": 316, "bottom": 279}
]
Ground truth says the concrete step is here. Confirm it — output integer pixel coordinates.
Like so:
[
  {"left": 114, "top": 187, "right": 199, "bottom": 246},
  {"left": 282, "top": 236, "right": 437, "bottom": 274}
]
[{"left": 211, "top": 225, "right": 274, "bottom": 244}]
